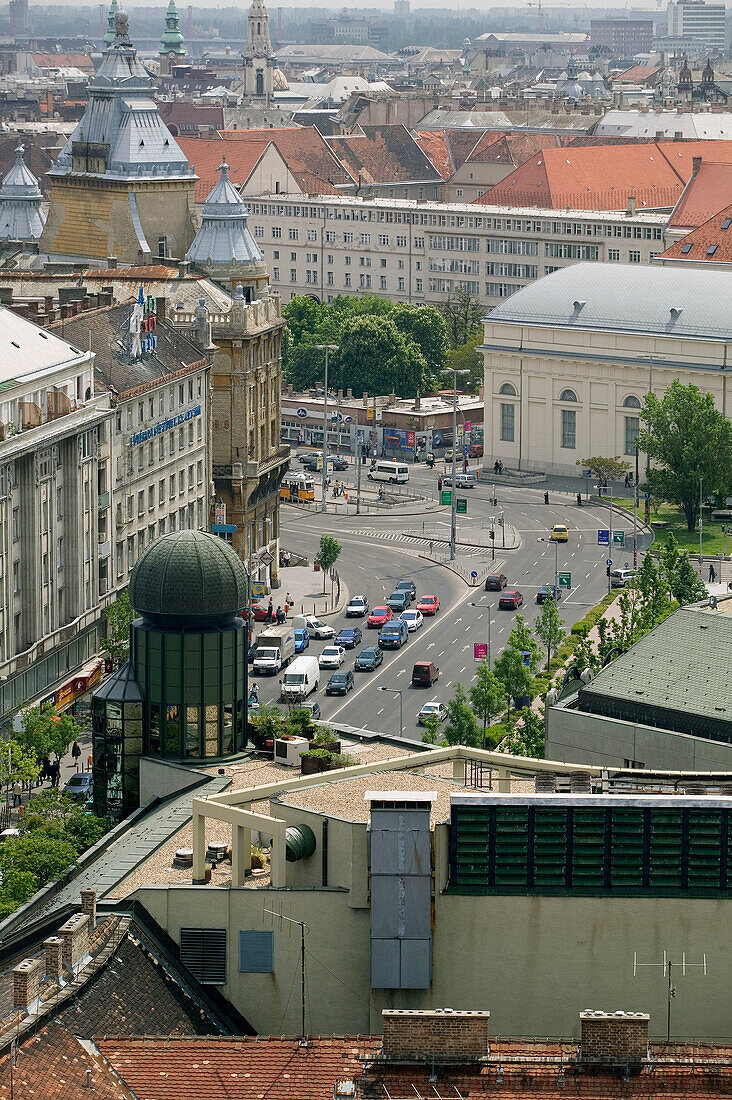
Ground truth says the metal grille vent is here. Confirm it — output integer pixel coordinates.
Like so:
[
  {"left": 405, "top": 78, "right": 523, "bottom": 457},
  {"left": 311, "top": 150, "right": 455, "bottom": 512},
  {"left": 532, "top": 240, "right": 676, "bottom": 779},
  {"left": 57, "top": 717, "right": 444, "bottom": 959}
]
[{"left": 180, "top": 927, "right": 227, "bottom": 984}]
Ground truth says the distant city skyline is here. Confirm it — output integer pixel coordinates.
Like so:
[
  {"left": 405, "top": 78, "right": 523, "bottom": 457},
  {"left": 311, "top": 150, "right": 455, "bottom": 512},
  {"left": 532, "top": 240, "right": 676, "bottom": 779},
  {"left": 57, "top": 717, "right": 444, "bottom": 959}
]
[{"left": 36, "top": 0, "right": 666, "bottom": 15}]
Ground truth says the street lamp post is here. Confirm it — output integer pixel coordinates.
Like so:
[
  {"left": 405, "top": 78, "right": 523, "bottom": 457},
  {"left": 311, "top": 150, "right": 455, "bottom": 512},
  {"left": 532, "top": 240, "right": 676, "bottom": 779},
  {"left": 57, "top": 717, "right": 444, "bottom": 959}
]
[
  {"left": 443, "top": 367, "right": 469, "bottom": 561},
  {"left": 699, "top": 475, "right": 704, "bottom": 569},
  {"left": 315, "top": 344, "right": 338, "bottom": 513},
  {"left": 470, "top": 601, "right": 491, "bottom": 667},
  {"left": 379, "top": 685, "right": 403, "bottom": 739},
  {"left": 537, "top": 537, "right": 559, "bottom": 594}
]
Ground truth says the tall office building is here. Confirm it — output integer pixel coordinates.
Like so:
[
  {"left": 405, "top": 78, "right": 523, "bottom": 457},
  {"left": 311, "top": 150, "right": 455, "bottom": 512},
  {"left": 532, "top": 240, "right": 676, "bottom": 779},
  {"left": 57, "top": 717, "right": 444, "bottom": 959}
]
[
  {"left": 590, "top": 18, "right": 653, "bottom": 56},
  {"left": 667, "top": 0, "right": 726, "bottom": 53}
]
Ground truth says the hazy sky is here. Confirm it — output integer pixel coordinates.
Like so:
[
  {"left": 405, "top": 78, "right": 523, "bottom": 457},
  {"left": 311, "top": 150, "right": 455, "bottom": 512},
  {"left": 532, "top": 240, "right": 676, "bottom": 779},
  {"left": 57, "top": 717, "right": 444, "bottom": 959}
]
[{"left": 47, "top": 0, "right": 663, "bottom": 11}]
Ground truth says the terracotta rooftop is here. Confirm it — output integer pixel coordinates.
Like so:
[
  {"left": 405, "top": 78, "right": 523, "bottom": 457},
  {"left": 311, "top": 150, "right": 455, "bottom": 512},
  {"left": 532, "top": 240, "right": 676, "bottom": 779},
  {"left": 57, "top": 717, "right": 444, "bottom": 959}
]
[
  {"left": 658, "top": 199, "right": 732, "bottom": 262},
  {"left": 0, "top": 1021, "right": 133, "bottom": 1100},
  {"left": 158, "top": 102, "right": 225, "bottom": 135},
  {"left": 218, "top": 125, "right": 352, "bottom": 193},
  {"left": 30, "top": 52, "right": 94, "bottom": 73},
  {"left": 464, "top": 130, "right": 560, "bottom": 167},
  {"left": 326, "top": 125, "right": 443, "bottom": 185},
  {"left": 613, "top": 64, "right": 660, "bottom": 84},
  {"left": 85, "top": 266, "right": 182, "bottom": 280},
  {"left": 667, "top": 160, "right": 732, "bottom": 228},
  {"left": 412, "top": 130, "right": 453, "bottom": 179},
  {"left": 177, "top": 137, "right": 269, "bottom": 201}
]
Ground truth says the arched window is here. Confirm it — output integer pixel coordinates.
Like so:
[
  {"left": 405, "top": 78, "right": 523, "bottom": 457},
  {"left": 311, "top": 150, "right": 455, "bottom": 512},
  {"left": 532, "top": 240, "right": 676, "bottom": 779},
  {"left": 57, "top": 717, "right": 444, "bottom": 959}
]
[
  {"left": 499, "top": 382, "right": 517, "bottom": 396},
  {"left": 256, "top": 69, "right": 264, "bottom": 96},
  {"left": 559, "top": 388, "right": 578, "bottom": 402},
  {"left": 623, "top": 395, "right": 641, "bottom": 408}
]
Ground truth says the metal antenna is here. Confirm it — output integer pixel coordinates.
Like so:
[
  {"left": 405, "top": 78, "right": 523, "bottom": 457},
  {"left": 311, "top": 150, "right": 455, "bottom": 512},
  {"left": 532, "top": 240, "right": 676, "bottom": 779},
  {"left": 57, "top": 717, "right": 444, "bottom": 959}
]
[
  {"left": 263, "top": 904, "right": 310, "bottom": 1042},
  {"left": 634, "top": 950, "right": 708, "bottom": 1042}
]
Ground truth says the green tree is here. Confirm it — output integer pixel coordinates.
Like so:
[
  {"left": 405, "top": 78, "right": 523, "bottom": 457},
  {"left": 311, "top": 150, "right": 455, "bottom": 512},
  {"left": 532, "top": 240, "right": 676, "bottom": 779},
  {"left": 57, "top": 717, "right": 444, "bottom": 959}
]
[
  {"left": 390, "top": 303, "right": 448, "bottom": 385},
  {"left": 577, "top": 456, "right": 631, "bottom": 482},
  {"left": 102, "top": 591, "right": 133, "bottom": 664},
  {"left": 442, "top": 682, "right": 481, "bottom": 748},
  {"left": 438, "top": 287, "right": 484, "bottom": 349},
  {"left": 502, "top": 707, "right": 545, "bottom": 759},
  {"left": 468, "top": 662, "right": 506, "bottom": 744},
  {"left": 638, "top": 380, "right": 732, "bottom": 532},
  {"left": 492, "top": 647, "right": 532, "bottom": 722},
  {"left": 338, "top": 315, "right": 427, "bottom": 398},
  {"left": 0, "top": 740, "right": 40, "bottom": 791},
  {"left": 317, "top": 534, "right": 342, "bottom": 592},
  {"left": 672, "top": 554, "right": 707, "bottom": 605},
  {"left": 534, "top": 599, "right": 566, "bottom": 670},
  {"left": 282, "top": 295, "right": 324, "bottom": 343},
  {"left": 20, "top": 789, "right": 109, "bottom": 854},
  {"left": 0, "top": 832, "right": 78, "bottom": 891},
  {"left": 506, "top": 615, "right": 541, "bottom": 673},
  {"left": 421, "top": 714, "right": 444, "bottom": 745},
  {"left": 18, "top": 705, "right": 83, "bottom": 762},
  {"left": 446, "top": 331, "right": 483, "bottom": 393},
  {"left": 658, "top": 531, "right": 681, "bottom": 592}
]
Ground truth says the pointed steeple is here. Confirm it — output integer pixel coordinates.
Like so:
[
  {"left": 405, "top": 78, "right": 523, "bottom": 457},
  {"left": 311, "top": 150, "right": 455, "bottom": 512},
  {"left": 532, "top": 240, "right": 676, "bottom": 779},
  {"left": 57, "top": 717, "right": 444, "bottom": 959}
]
[
  {"left": 103, "top": 0, "right": 119, "bottom": 47},
  {"left": 186, "top": 156, "right": 264, "bottom": 268},
  {"left": 0, "top": 144, "right": 46, "bottom": 242}
]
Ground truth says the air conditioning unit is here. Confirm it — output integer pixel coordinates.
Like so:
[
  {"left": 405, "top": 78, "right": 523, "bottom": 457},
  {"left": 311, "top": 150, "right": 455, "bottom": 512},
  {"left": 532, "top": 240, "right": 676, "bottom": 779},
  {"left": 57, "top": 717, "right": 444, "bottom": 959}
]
[{"left": 274, "top": 735, "right": 309, "bottom": 768}]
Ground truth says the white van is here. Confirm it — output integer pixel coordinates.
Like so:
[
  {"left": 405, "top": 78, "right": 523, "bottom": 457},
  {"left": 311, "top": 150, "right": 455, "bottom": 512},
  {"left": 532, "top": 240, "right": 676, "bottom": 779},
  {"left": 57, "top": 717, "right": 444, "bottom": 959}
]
[
  {"left": 280, "top": 655, "right": 320, "bottom": 701},
  {"left": 367, "top": 460, "right": 410, "bottom": 484}
]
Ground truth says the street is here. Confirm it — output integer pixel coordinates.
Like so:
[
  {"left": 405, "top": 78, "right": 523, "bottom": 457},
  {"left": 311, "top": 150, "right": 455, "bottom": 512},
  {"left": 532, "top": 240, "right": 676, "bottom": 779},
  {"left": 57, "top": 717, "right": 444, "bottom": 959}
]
[{"left": 253, "top": 458, "right": 645, "bottom": 738}]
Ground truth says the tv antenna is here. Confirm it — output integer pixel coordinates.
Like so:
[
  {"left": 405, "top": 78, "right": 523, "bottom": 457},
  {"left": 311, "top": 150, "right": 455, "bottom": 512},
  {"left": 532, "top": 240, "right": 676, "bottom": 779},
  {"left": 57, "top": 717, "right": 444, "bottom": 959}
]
[
  {"left": 634, "top": 950, "right": 707, "bottom": 1043},
  {"left": 263, "top": 905, "right": 310, "bottom": 1041}
]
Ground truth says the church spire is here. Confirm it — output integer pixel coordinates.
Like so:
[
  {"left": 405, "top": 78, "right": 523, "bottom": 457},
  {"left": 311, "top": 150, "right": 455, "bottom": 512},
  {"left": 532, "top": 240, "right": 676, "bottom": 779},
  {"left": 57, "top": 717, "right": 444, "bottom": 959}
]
[
  {"left": 159, "top": 0, "right": 186, "bottom": 74},
  {"left": 243, "top": 0, "right": 275, "bottom": 100},
  {"left": 103, "top": 0, "right": 119, "bottom": 47}
]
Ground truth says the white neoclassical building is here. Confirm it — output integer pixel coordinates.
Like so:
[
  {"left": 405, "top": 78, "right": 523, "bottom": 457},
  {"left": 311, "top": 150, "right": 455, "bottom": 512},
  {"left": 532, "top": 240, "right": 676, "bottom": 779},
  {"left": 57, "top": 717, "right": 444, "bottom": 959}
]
[{"left": 481, "top": 263, "right": 732, "bottom": 477}]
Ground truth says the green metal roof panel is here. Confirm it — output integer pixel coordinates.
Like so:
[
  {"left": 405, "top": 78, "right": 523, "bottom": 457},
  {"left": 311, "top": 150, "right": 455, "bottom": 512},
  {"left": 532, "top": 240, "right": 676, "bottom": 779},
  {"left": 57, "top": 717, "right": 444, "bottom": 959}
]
[{"left": 577, "top": 607, "right": 732, "bottom": 743}]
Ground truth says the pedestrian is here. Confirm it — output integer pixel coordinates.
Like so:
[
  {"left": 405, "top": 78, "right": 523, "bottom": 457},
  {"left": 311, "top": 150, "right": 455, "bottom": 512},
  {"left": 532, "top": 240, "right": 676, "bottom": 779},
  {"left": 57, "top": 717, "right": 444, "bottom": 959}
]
[
  {"left": 50, "top": 760, "right": 60, "bottom": 788},
  {"left": 624, "top": 473, "right": 630, "bottom": 489},
  {"left": 88, "top": 752, "right": 93, "bottom": 771},
  {"left": 12, "top": 780, "right": 21, "bottom": 808},
  {"left": 285, "top": 591, "right": 292, "bottom": 608},
  {"left": 267, "top": 598, "right": 274, "bottom": 622},
  {"left": 71, "top": 741, "right": 81, "bottom": 770},
  {"left": 276, "top": 605, "right": 285, "bottom": 624},
  {"left": 494, "top": 460, "right": 499, "bottom": 475},
  {"left": 463, "top": 458, "right": 469, "bottom": 473},
  {"left": 709, "top": 563, "right": 717, "bottom": 583},
  {"left": 41, "top": 756, "right": 50, "bottom": 783},
  {"left": 498, "top": 460, "right": 504, "bottom": 474}
]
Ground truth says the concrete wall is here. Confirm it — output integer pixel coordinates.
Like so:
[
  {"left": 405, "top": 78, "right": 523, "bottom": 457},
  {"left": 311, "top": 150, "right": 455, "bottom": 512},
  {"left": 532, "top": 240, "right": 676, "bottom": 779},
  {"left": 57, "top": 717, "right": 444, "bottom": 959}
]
[
  {"left": 138, "top": 756, "right": 215, "bottom": 806},
  {"left": 133, "top": 879, "right": 732, "bottom": 1040},
  {"left": 546, "top": 703, "right": 732, "bottom": 770}
]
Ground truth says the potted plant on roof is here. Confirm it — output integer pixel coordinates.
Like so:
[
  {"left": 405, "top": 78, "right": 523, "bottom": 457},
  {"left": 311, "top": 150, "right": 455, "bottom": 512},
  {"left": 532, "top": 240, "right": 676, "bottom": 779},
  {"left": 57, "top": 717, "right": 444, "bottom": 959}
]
[{"left": 307, "top": 724, "right": 341, "bottom": 755}]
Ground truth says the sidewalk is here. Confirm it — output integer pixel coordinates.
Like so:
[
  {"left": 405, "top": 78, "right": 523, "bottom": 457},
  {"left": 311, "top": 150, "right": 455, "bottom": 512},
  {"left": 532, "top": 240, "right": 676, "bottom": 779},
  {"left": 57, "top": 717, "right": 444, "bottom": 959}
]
[{"left": 251, "top": 562, "right": 349, "bottom": 633}]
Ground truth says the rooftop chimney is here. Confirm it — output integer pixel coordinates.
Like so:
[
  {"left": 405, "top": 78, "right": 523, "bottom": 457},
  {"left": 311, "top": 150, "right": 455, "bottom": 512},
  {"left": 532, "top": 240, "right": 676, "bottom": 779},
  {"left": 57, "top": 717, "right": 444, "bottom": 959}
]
[
  {"left": 81, "top": 888, "right": 97, "bottom": 928},
  {"left": 692, "top": 155, "right": 702, "bottom": 177},
  {"left": 13, "top": 957, "right": 41, "bottom": 1010},
  {"left": 44, "top": 936, "right": 63, "bottom": 982},
  {"left": 58, "top": 912, "right": 90, "bottom": 971},
  {"left": 382, "top": 1009, "right": 491, "bottom": 1064},
  {"left": 579, "top": 1010, "right": 649, "bottom": 1066},
  {"left": 626, "top": 195, "right": 636, "bottom": 216}
]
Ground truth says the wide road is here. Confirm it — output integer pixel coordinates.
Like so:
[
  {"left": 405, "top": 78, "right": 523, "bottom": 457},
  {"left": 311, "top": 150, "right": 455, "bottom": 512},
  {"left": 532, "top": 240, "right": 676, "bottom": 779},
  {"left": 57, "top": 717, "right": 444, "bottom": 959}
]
[{"left": 253, "top": 460, "right": 643, "bottom": 740}]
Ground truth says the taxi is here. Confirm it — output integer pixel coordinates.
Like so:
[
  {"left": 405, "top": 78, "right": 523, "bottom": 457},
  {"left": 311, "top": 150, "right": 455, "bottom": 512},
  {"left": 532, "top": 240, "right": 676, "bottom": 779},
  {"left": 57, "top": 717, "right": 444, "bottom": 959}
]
[{"left": 551, "top": 524, "right": 569, "bottom": 542}]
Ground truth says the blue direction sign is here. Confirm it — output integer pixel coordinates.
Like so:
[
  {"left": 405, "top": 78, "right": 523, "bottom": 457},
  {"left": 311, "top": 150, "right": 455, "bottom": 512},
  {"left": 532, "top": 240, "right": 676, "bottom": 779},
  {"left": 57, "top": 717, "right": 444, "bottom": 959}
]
[
  {"left": 470, "top": 571, "right": 478, "bottom": 580},
  {"left": 296, "top": 408, "right": 308, "bottom": 418},
  {"left": 598, "top": 530, "right": 610, "bottom": 546},
  {"left": 212, "top": 523, "right": 237, "bottom": 534},
  {"left": 606, "top": 558, "right": 613, "bottom": 567}
]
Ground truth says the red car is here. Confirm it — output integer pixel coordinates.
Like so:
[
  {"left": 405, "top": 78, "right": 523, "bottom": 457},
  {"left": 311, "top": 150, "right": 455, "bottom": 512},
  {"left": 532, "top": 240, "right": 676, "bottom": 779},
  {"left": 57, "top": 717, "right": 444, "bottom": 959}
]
[
  {"left": 241, "top": 604, "right": 270, "bottom": 622},
  {"left": 499, "top": 589, "right": 523, "bottom": 610},
  {"left": 416, "top": 594, "right": 440, "bottom": 615},
  {"left": 368, "top": 605, "right": 393, "bottom": 628}
]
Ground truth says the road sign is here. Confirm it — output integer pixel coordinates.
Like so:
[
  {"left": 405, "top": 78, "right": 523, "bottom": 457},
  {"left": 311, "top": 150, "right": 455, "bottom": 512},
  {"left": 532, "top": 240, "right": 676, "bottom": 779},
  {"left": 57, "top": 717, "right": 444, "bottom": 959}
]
[
  {"left": 251, "top": 581, "right": 267, "bottom": 597},
  {"left": 296, "top": 408, "right": 308, "bottom": 419},
  {"left": 582, "top": 469, "right": 592, "bottom": 478},
  {"left": 463, "top": 445, "right": 469, "bottom": 456},
  {"left": 598, "top": 530, "right": 610, "bottom": 545},
  {"left": 613, "top": 530, "right": 625, "bottom": 546},
  {"left": 470, "top": 571, "right": 478, "bottom": 580},
  {"left": 558, "top": 572, "right": 571, "bottom": 587},
  {"left": 473, "top": 642, "right": 488, "bottom": 661},
  {"left": 259, "top": 549, "right": 275, "bottom": 566},
  {"left": 606, "top": 558, "right": 613, "bottom": 567},
  {"left": 520, "top": 650, "right": 532, "bottom": 667},
  {"left": 344, "top": 415, "right": 353, "bottom": 423},
  {"left": 215, "top": 498, "right": 226, "bottom": 525},
  {"left": 456, "top": 498, "right": 467, "bottom": 515},
  {"left": 441, "top": 489, "right": 452, "bottom": 505},
  {"left": 211, "top": 523, "right": 236, "bottom": 534},
  {"left": 644, "top": 492, "right": 650, "bottom": 501}
]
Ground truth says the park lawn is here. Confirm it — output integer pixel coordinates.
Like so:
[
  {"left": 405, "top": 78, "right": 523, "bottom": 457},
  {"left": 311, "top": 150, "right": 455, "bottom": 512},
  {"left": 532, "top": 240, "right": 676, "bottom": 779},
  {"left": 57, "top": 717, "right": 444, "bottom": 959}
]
[{"left": 609, "top": 498, "right": 731, "bottom": 557}]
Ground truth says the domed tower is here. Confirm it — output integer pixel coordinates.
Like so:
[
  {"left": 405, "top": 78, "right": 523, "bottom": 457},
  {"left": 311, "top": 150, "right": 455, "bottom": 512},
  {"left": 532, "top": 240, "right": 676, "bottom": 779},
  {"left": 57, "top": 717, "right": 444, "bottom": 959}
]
[
  {"left": 159, "top": 0, "right": 186, "bottom": 75},
  {"left": 91, "top": 531, "right": 249, "bottom": 817},
  {"left": 243, "top": 0, "right": 275, "bottom": 102},
  {"left": 0, "top": 144, "right": 46, "bottom": 244}
]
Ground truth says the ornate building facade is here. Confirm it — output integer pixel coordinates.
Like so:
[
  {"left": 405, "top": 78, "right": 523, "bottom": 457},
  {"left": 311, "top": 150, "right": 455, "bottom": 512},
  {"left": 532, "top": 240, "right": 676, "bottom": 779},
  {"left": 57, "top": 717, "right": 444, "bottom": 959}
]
[
  {"left": 159, "top": 0, "right": 186, "bottom": 76},
  {"left": 242, "top": 0, "right": 275, "bottom": 102}
]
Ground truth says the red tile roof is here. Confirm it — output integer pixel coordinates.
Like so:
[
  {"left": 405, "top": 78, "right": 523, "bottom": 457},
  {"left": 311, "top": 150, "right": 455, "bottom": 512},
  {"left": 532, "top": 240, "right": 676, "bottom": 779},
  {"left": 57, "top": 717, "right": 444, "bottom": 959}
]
[
  {"left": 85, "top": 266, "right": 182, "bottom": 279},
  {"left": 31, "top": 52, "right": 94, "bottom": 73},
  {"left": 658, "top": 199, "right": 732, "bottom": 261},
  {"left": 177, "top": 137, "right": 269, "bottom": 200},
  {"left": 465, "top": 130, "right": 560, "bottom": 167},
  {"left": 665, "top": 158, "right": 732, "bottom": 228},
  {"left": 327, "top": 125, "right": 442, "bottom": 185},
  {"left": 613, "top": 64, "right": 660, "bottom": 84},
  {"left": 413, "top": 130, "right": 453, "bottom": 179},
  {"left": 0, "top": 1021, "right": 133, "bottom": 1100},
  {"left": 473, "top": 141, "right": 691, "bottom": 211},
  {"left": 218, "top": 126, "right": 352, "bottom": 193}
]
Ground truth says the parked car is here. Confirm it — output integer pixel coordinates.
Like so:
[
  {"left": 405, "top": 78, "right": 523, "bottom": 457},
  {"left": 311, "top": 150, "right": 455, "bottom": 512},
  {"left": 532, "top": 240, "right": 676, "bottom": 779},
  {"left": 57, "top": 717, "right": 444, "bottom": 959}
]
[
  {"left": 551, "top": 524, "right": 569, "bottom": 542},
  {"left": 368, "top": 605, "right": 393, "bottom": 628},
  {"left": 417, "top": 701, "right": 447, "bottom": 725},
  {"left": 379, "top": 619, "right": 409, "bottom": 649},
  {"left": 319, "top": 645, "right": 346, "bottom": 669},
  {"left": 499, "top": 589, "right": 523, "bottom": 610},
  {"left": 536, "top": 585, "right": 561, "bottom": 604},
  {"left": 62, "top": 772, "right": 93, "bottom": 801},
  {"left": 485, "top": 573, "right": 508, "bottom": 591},
  {"left": 329, "top": 456, "right": 348, "bottom": 471},
  {"left": 412, "top": 660, "right": 439, "bottom": 687},
  {"left": 294, "top": 628, "right": 310, "bottom": 653},
  {"left": 400, "top": 609, "right": 423, "bottom": 632},
  {"left": 336, "top": 626, "right": 362, "bottom": 649},
  {"left": 241, "top": 603, "right": 270, "bottom": 622},
  {"left": 395, "top": 579, "right": 417, "bottom": 601},
  {"left": 386, "top": 591, "right": 409, "bottom": 612},
  {"left": 416, "top": 594, "right": 440, "bottom": 615},
  {"left": 326, "top": 670, "right": 355, "bottom": 695},
  {"left": 355, "top": 646, "right": 384, "bottom": 671},
  {"left": 611, "top": 567, "right": 638, "bottom": 588},
  {"left": 346, "top": 594, "right": 369, "bottom": 617}
]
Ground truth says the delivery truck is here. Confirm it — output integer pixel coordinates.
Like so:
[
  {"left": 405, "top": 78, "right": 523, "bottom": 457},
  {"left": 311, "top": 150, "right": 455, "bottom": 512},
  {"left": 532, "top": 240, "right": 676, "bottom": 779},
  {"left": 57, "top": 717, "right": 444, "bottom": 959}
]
[{"left": 252, "top": 624, "right": 296, "bottom": 675}]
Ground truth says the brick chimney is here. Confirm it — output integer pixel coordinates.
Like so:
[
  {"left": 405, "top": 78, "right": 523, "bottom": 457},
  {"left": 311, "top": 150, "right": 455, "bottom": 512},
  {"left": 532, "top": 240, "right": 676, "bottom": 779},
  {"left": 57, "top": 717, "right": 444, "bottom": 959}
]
[
  {"left": 44, "top": 936, "right": 63, "bottom": 982},
  {"left": 58, "top": 912, "right": 90, "bottom": 970},
  {"left": 579, "top": 1010, "right": 650, "bottom": 1065},
  {"left": 382, "top": 1009, "right": 491, "bottom": 1064},
  {"left": 692, "top": 155, "right": 702, "bottom": 177},
  {"left": 13, "top": 957, "right": 41, "bottom": 1010},
  {"left": 81, "top": 888, "right": 97, "bottom": 927}
]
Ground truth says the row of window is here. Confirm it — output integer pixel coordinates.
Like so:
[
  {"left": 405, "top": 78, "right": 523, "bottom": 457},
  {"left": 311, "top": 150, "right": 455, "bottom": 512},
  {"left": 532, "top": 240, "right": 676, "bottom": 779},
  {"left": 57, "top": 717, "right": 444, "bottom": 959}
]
[
  {"left": 116, "top": 419, "right": 203, "bottom": 480},
  {"left": 499, "top": 400, "right": 640, "bottom": 454},
  {"left": 116, "top": 377, "right": 203, "bottom": 433}
]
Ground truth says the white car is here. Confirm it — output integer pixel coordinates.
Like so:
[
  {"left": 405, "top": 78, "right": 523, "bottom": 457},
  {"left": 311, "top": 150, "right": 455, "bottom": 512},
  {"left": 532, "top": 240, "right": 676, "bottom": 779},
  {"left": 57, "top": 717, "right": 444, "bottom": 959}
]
[
  {"left": 346, "top": 595, "right": 369, "bottom": 617},
  {"left": 417, "top": 701, "right": 448, "bottom": 725},
  {"left": 400, "top": 609, "right": 424, "bottom": 632},
  {"left": 303, "top": 616, "right": 335, "bottom": 639},
  {"left": 319, "top": 645, "right": 346, "bottom": 669}
]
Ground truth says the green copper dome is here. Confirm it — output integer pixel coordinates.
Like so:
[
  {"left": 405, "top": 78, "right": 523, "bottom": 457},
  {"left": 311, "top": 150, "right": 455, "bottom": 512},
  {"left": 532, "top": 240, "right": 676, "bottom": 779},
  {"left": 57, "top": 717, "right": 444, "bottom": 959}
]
[{"left": 130, "top": 530, "right": 248, "bottom": 624}]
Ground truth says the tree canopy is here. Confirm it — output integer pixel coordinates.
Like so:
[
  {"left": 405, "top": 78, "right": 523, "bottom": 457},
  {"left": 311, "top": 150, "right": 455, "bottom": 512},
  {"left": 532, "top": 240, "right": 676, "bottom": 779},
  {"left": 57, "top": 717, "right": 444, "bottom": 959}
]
[
  {"left": 637, "top": 380, "right": 732, "bottom": 532},
  {"left": 102, "top": 591, "right": 133, "bottom": 665},
  {"left": 577, "top": 456, "right": 631, "bottom": 482},
  {"left": 17, "top": 705, "right": 84, "bottom": 761},
  {"left": 282, "top": 294, "right": 448, "bottom": 397}
]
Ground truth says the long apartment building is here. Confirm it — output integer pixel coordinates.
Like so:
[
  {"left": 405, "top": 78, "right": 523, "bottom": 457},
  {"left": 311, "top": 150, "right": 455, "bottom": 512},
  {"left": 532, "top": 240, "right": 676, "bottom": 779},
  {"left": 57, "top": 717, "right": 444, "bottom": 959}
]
[{"left": 246, "top": 195, "right": 668, "bottom": 308}]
